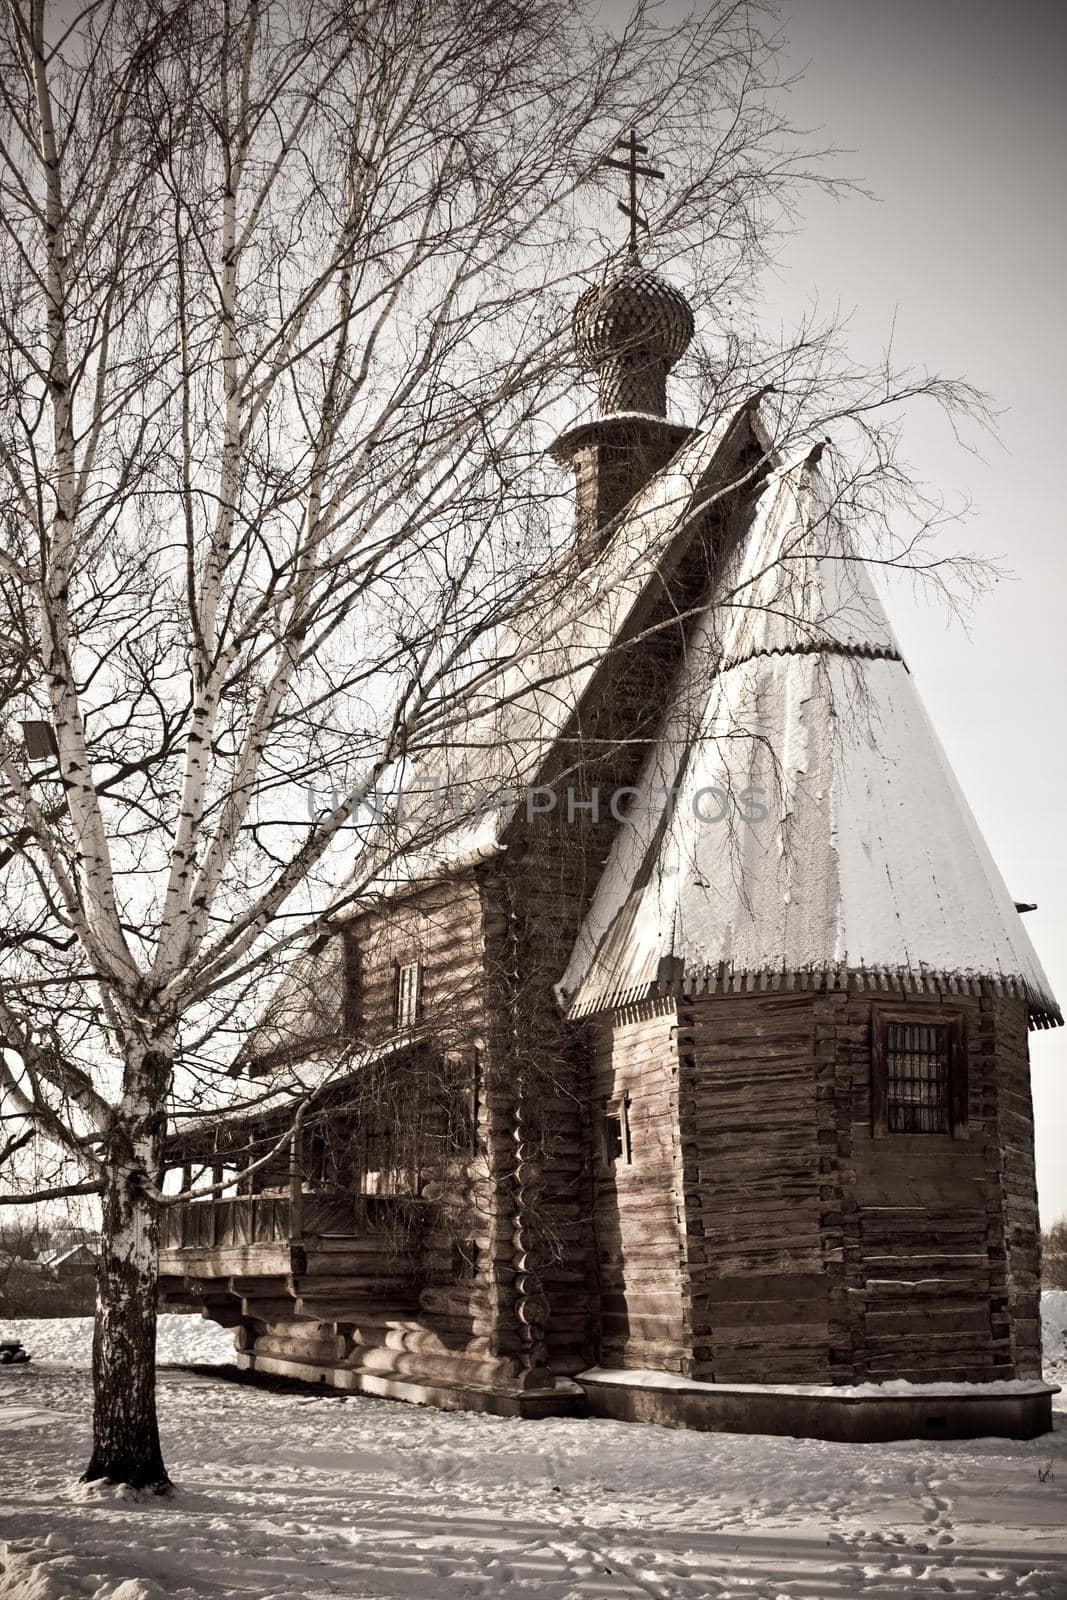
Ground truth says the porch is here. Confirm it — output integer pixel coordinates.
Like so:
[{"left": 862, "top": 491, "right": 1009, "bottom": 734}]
[{"left": 158, "top": 1190, "right": 430, "bottom": 1326}]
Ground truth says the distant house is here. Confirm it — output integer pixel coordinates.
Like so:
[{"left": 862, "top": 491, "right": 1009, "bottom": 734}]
[{"left": 36, "top": 1244, "right": 97, "bottom": 1277}]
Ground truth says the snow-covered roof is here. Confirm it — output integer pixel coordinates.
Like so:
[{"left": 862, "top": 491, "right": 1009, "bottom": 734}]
[
  {"left": 559, "top": 458, "right": 1061, "bottom": 1028},
  {"left": 175, "top": 1027, "right": 438, "bottom": 1146},
  {"left": 36, "top": 1244, "right": 96, "bottom": 1267}
]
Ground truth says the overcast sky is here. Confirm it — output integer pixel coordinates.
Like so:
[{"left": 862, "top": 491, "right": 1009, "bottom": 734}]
[{"left": 753, "top": 0, "right": 1065, "bottom": 1220}]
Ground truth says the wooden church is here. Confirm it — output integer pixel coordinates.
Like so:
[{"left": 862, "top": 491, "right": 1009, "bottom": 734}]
[{"left": 160, "top": 249, "right": 1061, "bottom": 1441}]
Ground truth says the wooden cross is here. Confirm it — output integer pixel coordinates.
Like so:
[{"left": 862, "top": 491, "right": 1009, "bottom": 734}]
[{"left": 603, "top": 129, "right": 664, "bottom": 252}]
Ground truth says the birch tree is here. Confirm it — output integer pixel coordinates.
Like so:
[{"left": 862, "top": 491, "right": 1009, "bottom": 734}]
[{"left": 0, "top": 0, "right": 988, "bottom": 1489}]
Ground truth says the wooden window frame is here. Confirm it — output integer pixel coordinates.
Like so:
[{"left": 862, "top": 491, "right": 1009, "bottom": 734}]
[
  {"left": 870, "top": 1005, "right": 968, "bottom": 1139},
  {"left": 394, "top": 958, "right": 422, "bottom": 1031},
  {"left": 601, "top": 1094, "right": 632, "bottom": 1165}
]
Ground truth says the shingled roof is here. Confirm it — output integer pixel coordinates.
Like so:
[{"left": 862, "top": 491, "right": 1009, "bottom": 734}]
[{"left": 558, "top": 456, "right": 1061, "bottom": 1028}]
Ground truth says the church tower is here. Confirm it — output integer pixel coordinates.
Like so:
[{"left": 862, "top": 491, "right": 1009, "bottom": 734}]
[{"left": 551, "top": 256, "right": 695, "bottom": 560}]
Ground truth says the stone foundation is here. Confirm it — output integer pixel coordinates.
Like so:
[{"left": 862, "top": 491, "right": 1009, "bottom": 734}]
[{"left": 578, "top": 1371, "right": 1057, "bottom": 1442}]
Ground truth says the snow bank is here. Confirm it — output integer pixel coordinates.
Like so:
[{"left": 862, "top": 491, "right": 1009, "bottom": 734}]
[
  {"left": 0, "top": 1314, "right": 233, "bottom": 1368},
  {"left": 0, "top": 1543, "right": 167, "bottom": 1600},
  {"left": 580, "top": 1367, "right": 1056, "bottom": 1398}
]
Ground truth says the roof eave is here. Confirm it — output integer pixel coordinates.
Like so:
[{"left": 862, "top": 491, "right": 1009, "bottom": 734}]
[{"left": 563, "top": 963, "right": 1063, "bottom": 1031}]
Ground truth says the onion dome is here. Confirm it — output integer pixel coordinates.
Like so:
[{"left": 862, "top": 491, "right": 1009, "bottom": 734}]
[{"left": 573, "top": 255, "right": 695, "bottom": 416}]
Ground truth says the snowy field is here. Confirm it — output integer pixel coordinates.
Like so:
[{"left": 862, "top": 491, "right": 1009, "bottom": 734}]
[{"left": 0, "top": 1309, "right": 1063, "bottom": 1600}]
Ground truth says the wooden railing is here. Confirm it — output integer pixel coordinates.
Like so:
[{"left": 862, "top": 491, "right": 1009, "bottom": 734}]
[
  {"left": 159, "top": 1190, "right": 427, "bottom": 1254},
  {"left": 160, "top": 1194, "right": 293, "bottom": 1253}
]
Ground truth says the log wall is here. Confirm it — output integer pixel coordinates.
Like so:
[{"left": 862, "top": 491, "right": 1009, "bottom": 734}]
[
  {"left": 833, "top": 989, "right": 1033, "bottom": 1383},
  {"left": 681, "top": 991, "right": 834, "bottom": 1383},
  {"left": 476, "top": 857, "right": 598, "bottom": 1378},
  {"left": 989, "top": 995, "right": 1042, "bottom": 1376},
  {"left": 637, "top": 984, "right": 1044, "bottom": 1386},
  {"left": 347, "top": 875, "right": 487, "bottom": 1051},
  {"left": 346, "top": 874, "right": 531, "bottom": 1388},
  {"left": 589, "top": 1000, "right": 691, "bottom": 1371}
]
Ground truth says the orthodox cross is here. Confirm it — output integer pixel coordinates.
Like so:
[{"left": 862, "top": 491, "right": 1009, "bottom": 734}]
[{"left": 603, "top": 129, "right": 664, "bottom": 252}]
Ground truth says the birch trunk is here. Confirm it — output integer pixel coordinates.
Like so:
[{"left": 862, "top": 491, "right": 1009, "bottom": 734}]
[{"left": 82, "top": 1044, "right": 171, "bottom": 1490}]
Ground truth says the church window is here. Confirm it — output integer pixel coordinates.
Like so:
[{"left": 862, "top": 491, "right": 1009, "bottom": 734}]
[
  {"left": 886, "top": 1021, "right": 949, "bottom": 1132},
  {"left": 601, "top": 1096, "right": 632, "bottom": 1164},
  {"left": 871, "top": 1010, "right": 967, "bottom": 1137},
  {"left": 395, "top": 960, "right": 422, "bottom": 1030}
]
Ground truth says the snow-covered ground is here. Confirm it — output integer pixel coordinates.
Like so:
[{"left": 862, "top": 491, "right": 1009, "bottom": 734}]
[
  {"left": 0, "top": 1313, "right": 234, "bottom": 1369},
  {"left": 0, "top": 1309, "right": 1063, "bottom": 1600}
]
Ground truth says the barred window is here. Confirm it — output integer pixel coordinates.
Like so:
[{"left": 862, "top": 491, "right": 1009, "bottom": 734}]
[
  {"left": 886, "top": 1022, "right": 949, "bottom": 1133},
  {"left": 872, "top": 1009, "right": 967, "bottom": 1137}
]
